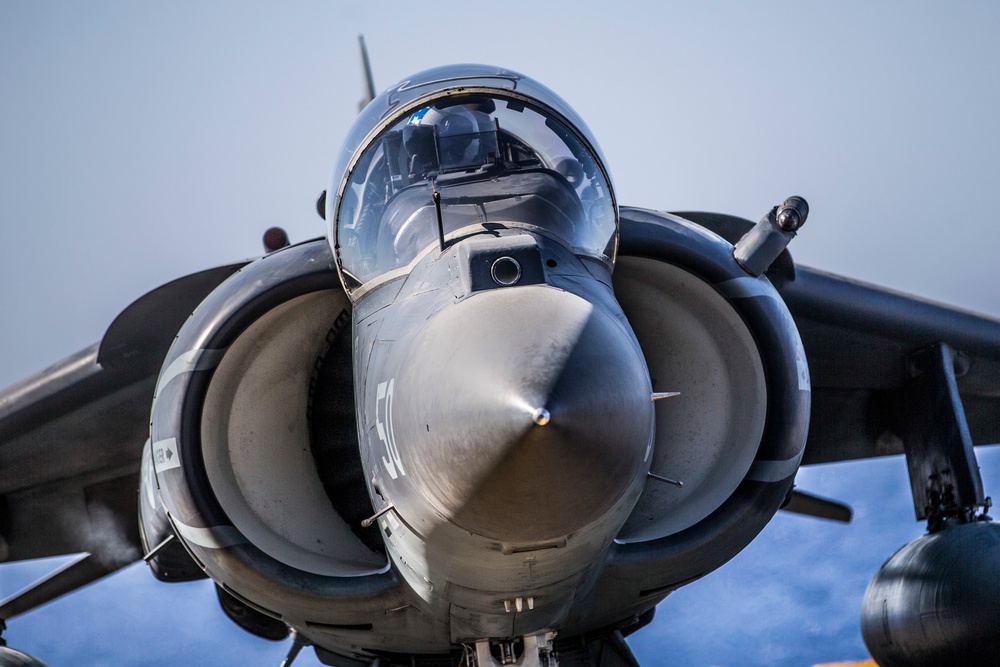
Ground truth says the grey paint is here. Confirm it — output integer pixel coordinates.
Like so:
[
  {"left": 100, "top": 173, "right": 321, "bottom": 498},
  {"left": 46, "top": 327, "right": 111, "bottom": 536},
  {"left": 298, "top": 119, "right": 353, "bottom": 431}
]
[{"left": 1, "top": 27, "right": 1000, "bottom": 664}]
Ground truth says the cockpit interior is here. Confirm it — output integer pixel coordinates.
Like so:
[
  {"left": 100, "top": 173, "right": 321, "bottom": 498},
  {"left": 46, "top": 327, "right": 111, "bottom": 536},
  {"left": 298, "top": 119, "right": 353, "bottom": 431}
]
[{"left": 335, "top": 94, "right": 617, "bottom": 290}]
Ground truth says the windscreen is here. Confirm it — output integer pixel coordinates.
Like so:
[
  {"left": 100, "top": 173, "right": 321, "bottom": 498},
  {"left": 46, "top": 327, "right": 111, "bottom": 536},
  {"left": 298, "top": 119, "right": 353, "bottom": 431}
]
[{"left": 336, "top": 94, "right": 616, "bottom": 288}]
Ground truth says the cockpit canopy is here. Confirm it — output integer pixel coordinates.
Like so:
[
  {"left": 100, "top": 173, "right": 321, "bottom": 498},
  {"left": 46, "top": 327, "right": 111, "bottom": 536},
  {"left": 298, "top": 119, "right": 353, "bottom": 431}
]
[{"left": 328, "top": 65, "right": 618, "bottom": 295}]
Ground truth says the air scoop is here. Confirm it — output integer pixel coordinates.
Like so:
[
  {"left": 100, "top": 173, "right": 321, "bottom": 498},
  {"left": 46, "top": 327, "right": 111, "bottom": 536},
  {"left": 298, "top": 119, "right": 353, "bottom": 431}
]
[{"left": 388, "top": 284, "right": 655, "bottom": 544}]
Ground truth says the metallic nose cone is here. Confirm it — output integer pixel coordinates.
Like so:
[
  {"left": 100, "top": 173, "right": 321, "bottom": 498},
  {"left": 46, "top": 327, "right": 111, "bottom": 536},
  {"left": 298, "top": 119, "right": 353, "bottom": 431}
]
[{"left": 392, "top": 285, "right": 654, "bottom": 544}]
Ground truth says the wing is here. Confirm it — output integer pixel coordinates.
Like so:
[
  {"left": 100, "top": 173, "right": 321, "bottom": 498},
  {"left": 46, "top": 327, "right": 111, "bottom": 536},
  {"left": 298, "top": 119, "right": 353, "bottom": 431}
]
[
  {"left": 0, "top": 263, "right": 246, "bottom": 586},
  {"left": 781, "top": 265, "right": 1000, "bottom": 463},
  {"left": 679, "top": 211, "right": 1000, "bottom": 465}
]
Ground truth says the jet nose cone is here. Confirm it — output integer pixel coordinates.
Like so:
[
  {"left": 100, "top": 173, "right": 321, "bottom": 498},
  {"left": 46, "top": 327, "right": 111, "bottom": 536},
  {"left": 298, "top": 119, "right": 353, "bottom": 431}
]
[{"left": 393, "top": 286, "right": 654, "bottom": 543}]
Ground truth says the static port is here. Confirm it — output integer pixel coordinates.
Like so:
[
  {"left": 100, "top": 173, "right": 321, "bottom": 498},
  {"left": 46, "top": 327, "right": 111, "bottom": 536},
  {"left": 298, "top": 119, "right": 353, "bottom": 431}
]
[{"left": 491, "top": 257, "right": 522, "bottom": 286}]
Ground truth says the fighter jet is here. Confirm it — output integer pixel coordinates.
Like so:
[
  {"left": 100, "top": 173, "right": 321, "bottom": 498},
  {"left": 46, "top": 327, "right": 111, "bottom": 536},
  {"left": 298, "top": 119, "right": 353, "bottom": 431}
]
[{"left": 1, "top": 62, "right": 998, "bottom": 667}]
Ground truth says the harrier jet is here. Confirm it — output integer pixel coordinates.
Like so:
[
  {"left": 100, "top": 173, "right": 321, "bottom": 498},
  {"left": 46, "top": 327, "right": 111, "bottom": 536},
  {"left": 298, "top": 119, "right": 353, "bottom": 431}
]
[{"left": 1, "top": 62, "right": 998, "bottom": 667}]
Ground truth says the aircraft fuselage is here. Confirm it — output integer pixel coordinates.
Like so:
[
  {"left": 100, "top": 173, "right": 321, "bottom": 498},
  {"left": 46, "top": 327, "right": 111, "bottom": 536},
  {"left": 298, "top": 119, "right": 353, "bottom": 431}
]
[{"left": 350, "top": 227, "right": 654, "bottom": 642}]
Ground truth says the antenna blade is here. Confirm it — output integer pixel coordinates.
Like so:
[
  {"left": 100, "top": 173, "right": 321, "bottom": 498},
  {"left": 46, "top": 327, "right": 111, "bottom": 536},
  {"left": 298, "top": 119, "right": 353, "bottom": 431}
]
[{"left": 358, "top": 35, "right": 376, "bottom": 112}]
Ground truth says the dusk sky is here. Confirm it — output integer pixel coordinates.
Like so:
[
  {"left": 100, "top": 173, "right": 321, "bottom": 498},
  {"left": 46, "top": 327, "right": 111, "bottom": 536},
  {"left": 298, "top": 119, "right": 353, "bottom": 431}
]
[{"left": 2, "top": 3, "right": 999, "bottom": 665}]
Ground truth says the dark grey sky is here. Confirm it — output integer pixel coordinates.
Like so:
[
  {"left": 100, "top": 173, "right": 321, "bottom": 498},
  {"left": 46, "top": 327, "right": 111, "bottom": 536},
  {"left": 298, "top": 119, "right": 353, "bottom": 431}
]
[{"left": 2, "top": 2, "right": 999, "bottom": 665}]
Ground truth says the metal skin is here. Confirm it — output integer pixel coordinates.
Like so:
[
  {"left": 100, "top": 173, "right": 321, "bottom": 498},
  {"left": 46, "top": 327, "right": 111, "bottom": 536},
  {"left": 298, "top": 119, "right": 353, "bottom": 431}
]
[
  {"left": 0, "top": 646, "right": 50, "bottom": 667},
  {"left": 351, "top": 229, "right": 654, "bottom": 643},
  {"left": 857, "top": 339, "right": 997, "bottom": 666},
  {"left": 141, "top": 65, "right": 812, "bottom": 665},
  {"left": 6, "top": 62, "right": 1000, "bottom": 667},
  {"left": 861, "top": 520, "right": 1000, "bottom": 667}
]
